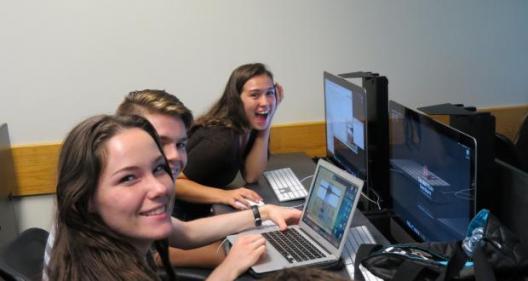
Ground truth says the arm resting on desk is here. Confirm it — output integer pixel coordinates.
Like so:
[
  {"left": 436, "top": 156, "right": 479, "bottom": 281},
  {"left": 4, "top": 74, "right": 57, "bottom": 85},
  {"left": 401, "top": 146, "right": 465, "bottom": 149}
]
[
  {"left": 168, "top": 205, "right": 301, "bottom": 249},
  {"left": 243, "top": 129, "right": 271, "bottom": 183}
]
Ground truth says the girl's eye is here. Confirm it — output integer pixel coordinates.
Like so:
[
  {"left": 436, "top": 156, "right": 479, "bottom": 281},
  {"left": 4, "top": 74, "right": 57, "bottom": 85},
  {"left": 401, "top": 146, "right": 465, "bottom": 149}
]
[
  {"left": 266, "top": 90, "right": 276, "bottom": 96},
  {"left": 176, "top": 142, "right": 187, "bottom": 150},
  {"left": 119, "top": 175, "right": 137, "bottom": 184},
  {"left": 154, "top": 164, "right": 169, "bottom": 175}
]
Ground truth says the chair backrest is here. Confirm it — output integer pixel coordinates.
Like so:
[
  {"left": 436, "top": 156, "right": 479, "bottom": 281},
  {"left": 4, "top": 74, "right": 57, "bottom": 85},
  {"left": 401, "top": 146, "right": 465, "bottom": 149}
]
[
  {"left": 495, "top": 132, "right": 524, "bottom": 171},
  {"left": 514, "top": 112, "right": 528, "bottom": 172},
  {"left": 495, "top": 160, "right": 528, "bottom": 245},
  {"left": 0, "top": 228, "right": 48, "bottom": 281}
]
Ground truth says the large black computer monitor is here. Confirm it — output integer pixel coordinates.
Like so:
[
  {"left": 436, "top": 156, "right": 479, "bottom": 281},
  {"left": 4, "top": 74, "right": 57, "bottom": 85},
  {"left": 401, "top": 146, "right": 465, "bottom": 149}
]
[
  {"left": 0, "top": 123, "right": 19, "bottom": 248},
  {"left": 389, "top": 101, "right": 477, "bottom": 241},
  {"left": 324, "top": 72, "right": 368, "bottom": 180}
]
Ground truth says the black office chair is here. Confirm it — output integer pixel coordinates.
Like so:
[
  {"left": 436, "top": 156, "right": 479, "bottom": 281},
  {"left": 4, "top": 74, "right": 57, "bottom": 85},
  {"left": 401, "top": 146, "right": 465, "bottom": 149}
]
[
  {"left": 495, "top": 132, "right": 524, "bottom": 171},
  {"left": 514, "top": 113, "right": 528, "bottom": 172},
  {"left": 0, "top": 228, "right": 48, "bottom": 281}
]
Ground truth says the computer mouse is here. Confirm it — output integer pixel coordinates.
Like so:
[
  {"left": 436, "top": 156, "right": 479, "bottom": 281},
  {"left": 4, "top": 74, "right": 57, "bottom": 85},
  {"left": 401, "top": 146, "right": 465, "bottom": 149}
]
[
  {"left": 233, "top": 200, "right": 248, "bottom": 209},
  {"left": 245, "top": 199, "right": 265, "bottom": 207}
]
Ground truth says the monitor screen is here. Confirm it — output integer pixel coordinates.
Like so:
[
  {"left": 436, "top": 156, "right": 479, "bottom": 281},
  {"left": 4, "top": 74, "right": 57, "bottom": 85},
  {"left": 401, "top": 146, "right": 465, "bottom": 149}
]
[
  {"left": 324, "top": 72, "right": 368, "bottom": 180},
  {"left": 389, "top": 101, "right": 477, "bottom": 241}
]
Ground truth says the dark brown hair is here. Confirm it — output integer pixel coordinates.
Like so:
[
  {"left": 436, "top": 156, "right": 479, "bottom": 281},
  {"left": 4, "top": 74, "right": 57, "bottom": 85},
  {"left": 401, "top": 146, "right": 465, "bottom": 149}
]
[
  {"left": 47, "top": 115, "right": 176, "bottom": 281},
  {"left": 194, "top": 63, "right": 274, "bottom": 133}
]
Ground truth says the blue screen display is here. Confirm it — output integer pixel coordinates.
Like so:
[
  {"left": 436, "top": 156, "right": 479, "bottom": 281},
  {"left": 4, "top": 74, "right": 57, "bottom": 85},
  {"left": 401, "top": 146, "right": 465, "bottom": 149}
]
[{"left": 303, "top": 166, "right": 359, "bottom": 248}]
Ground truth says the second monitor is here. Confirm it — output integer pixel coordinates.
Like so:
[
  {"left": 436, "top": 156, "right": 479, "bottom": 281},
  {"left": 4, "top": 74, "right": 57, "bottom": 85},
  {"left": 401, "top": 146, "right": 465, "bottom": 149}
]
[
  {"left": 324, "top": 72, "right": 368, "bottom": 180},
  {"left": 323, "top": 72, "right": 389, "bottom": 210},
  {"left": 388, "top": 101, "right": 477, "bottom": 241}
]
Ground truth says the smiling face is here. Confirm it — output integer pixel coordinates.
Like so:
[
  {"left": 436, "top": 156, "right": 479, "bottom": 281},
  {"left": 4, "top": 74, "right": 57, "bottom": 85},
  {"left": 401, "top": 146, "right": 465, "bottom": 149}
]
[
  {"left": 93, "top": 128, "right": 174, "bottom": 252},
  {"left": 240, "top": 74, "right": 277, "bottom": 130},
  {"left": 142, "top": 112, "right": 188, "bottom": 177}
]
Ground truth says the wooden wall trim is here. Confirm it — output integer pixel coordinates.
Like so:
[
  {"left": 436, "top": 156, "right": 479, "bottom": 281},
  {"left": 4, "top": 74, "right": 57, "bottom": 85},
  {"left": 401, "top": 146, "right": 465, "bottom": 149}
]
[
  {"left": 9, "top": 104, "right": 527, "bottom": 197},
  {"left": 478, "top": 104, "right": 528, "bottom": 141},
  {"left": 270, "top": 121, "right": 326, "bottom": 157},
  {"left": 11, "top": 143, "right": 60, "bottom": 196},
  {"left": 10, "top": 122, "right": 327, "bottom": 197}
]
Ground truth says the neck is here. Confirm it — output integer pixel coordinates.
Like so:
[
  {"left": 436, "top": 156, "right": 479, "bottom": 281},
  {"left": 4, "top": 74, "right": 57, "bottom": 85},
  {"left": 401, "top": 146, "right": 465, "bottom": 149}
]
[{"left": 131, "top": 239, "right": 152, "bottom": 257}]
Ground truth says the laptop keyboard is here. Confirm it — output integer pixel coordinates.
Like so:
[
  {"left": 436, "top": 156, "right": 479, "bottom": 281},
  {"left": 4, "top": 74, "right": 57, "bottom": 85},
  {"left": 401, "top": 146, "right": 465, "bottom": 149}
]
[
  {"left": 262, "top": 228, "right": 326, "bottom": 263},
  {"left": 343, "top": 225, "right": 382, "bottom": 281},
  {"left": 264, "top": 168, "right": 308, "bottom": 202}
]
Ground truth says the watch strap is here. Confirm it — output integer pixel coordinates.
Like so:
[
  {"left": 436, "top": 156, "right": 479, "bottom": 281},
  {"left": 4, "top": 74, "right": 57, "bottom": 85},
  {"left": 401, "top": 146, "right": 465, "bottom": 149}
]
[{"left": 251, "top": 205, "right": 262, "bottom": 227}]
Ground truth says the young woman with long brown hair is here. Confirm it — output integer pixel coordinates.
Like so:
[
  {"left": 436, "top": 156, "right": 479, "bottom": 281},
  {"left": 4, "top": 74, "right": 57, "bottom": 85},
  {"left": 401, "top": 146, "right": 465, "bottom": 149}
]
[
  {"left": 47, "top": 114, "right": 300, "bottom": 280},
  {"left": 176, "top": 63, "right": 284, "bottom": 219}
]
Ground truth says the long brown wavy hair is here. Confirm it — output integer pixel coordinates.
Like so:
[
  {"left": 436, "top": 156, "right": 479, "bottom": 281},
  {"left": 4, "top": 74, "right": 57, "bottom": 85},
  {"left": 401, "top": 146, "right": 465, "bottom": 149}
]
[
  {"left": 47, "top": 115, "right": 176, "bottom": 281},
  {"left": 193, "top": 63, "right": 274, "bottom": 134}
]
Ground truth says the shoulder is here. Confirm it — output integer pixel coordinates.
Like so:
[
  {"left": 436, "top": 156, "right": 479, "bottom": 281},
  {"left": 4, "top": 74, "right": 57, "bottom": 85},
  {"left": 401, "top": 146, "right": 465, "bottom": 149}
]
[
  {"left": 191, "top": 125, "right": 233, "bottom": 136},
  {"left": 189, "top": 125, "right": 237, "bottom": 143},
  {"left": 187, "top": 126, "right": 238, "bottom": 153}
]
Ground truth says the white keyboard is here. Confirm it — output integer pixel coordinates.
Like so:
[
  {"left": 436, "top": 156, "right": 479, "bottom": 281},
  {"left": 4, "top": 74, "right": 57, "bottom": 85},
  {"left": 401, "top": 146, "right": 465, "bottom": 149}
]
[
  {"left": 343, "top": 225, "right": 382, "bottom": 281},
  {"left": 263, "top": 168, "right": 307, "bottom": 202}
]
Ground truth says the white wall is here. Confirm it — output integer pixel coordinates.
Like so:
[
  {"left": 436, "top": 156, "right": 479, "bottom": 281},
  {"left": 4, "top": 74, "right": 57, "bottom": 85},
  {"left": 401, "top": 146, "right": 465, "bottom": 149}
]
[{"left": 2, "top": 0, "right": 527, "bottom": 231}]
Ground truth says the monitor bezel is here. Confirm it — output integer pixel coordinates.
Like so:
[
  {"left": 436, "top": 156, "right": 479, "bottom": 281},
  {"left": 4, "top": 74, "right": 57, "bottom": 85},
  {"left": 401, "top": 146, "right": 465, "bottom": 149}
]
[{"left": 388, "top": 100, "right": 478, "bottom": 242}]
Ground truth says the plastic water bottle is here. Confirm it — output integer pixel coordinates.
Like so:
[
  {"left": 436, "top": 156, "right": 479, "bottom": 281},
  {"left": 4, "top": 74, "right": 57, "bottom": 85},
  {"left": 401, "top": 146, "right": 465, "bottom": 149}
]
[{"left": 462, "top": 227, "right": 484, "bottom": 257}]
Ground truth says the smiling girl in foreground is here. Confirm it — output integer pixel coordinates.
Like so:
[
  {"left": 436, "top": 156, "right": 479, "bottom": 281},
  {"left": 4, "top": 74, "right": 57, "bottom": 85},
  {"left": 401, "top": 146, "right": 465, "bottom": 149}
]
[{"left": 47, "top": 114, "right": 300, "bottom": 280}]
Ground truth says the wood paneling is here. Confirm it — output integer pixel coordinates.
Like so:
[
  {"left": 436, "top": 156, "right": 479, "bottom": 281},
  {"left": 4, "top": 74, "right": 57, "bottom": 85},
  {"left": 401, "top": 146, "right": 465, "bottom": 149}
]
[
  {"left": 11, "top": 143, "right": 60, "bottom": 196},
  {"left": 270, "top": 121, "right": 326, "bottom": 157},
  {"left": 10, "top": 104, "right": 527, "bottom": 196},
  {"left": 479, "top": 104, "right": 528, "bottom": 141}
]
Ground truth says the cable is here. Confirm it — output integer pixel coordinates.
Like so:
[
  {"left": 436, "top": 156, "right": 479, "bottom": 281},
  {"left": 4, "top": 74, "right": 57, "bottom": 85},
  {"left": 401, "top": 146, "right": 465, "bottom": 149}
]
[
  {"left": 454, "top": 188, "right": 473, "bottom": 200},
  {"left": 299, "top": 174, "right": 313, "bottom": 183},
  {"left": 361, "top": 189, "right": 382, "bottom": 211},
  {"left": 288, "top": 203, "right": 305, "bottom": 209},
  {"left": 217, "top": 238, "right": 229, "bottom": 255}
]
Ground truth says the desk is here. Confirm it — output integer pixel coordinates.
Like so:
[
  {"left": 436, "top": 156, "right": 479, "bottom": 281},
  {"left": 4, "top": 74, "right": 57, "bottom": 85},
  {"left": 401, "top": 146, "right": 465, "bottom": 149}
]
[{"left": 212, "top": 153, "right": 388, "bottom": 280}]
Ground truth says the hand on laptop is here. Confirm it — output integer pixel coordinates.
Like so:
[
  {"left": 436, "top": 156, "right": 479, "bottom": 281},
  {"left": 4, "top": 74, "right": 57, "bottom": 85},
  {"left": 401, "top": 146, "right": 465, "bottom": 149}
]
[
  {"left": 259, "top": 205, "right": 301, "bottom": 231},
  {"left": 209, "top": 234, "right": 266, "bottom": 280}
]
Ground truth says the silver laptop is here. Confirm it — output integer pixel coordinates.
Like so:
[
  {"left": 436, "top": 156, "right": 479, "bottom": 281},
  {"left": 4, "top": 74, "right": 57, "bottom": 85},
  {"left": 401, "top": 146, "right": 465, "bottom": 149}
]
[{"left": 227, "top": 159, "right": 364, "bottom": 275}]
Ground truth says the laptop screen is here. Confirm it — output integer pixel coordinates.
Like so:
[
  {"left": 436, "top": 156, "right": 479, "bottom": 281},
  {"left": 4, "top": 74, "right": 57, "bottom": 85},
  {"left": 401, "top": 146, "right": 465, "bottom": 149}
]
[{"left": 302, "top": 165, "right": 360, "bottom": 248}]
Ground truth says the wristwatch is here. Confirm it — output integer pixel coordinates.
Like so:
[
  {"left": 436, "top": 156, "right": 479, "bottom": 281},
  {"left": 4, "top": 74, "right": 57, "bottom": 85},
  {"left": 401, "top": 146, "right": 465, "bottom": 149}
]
[{"left": 251, "top": 205, "right": 262, "bottom": 227}]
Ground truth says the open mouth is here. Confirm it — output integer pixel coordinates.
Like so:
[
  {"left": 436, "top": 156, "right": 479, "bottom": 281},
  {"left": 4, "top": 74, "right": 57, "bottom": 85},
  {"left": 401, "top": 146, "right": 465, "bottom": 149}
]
[
  {"left": 255, "top": 110, "right": 269, "bottom": 120},
  {"left": 140, "top": 205, "right": 167, "bottom": 217}
]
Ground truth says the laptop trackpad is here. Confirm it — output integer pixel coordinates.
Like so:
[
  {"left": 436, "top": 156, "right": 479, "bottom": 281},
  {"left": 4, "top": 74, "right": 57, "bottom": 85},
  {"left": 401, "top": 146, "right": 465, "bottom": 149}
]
[{"left": 251, "top": 242, "right": 289, "bottom": 274}]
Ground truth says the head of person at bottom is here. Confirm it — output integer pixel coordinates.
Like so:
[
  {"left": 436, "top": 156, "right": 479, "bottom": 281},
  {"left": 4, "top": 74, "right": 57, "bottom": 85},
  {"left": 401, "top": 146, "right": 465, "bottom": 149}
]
[
  {"left": 47, "top": 114, "right": 175, "bottom": 281},
  {"left": 261, "top": 267, "right": 350, "bottom": 281},
  {"left": 195, "top": 62, "right": 281, "bottom": 134}
]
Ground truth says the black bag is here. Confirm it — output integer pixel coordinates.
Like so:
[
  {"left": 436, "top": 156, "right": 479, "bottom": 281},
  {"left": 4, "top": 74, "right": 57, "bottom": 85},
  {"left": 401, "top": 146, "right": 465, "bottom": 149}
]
[{"left": 355, "top": 210, "right": 528, "bottom": 281}]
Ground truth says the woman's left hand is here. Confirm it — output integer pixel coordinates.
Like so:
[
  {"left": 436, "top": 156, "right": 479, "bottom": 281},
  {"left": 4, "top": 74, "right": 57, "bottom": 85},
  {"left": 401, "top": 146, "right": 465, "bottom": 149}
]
[
  {"left": 274, "top": 83, "right": 284, "bottom": 105},
  {"left": 259, "top": 204, "right": 301, "bottom": 231},
  {"left": 267, "top": 83, "right": 284, "bottom": 122}
]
